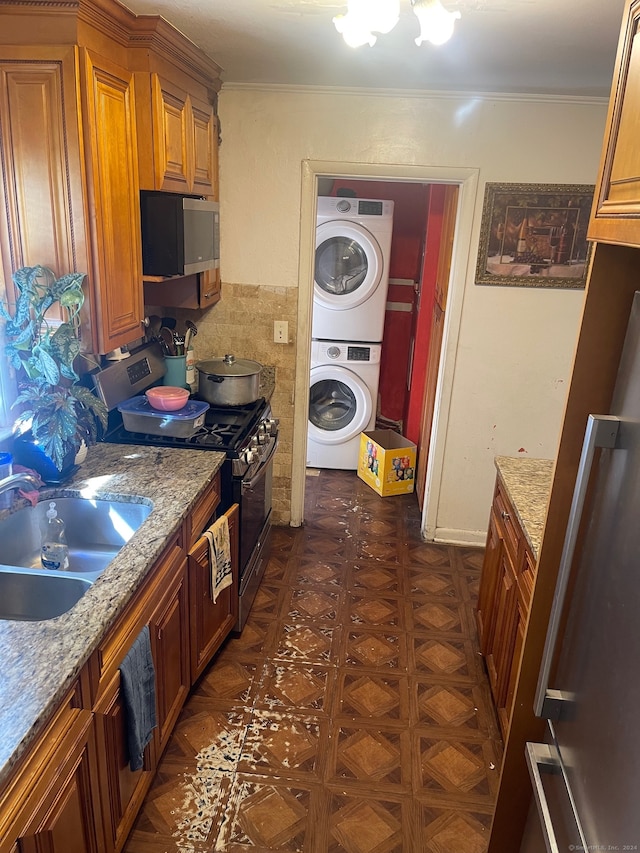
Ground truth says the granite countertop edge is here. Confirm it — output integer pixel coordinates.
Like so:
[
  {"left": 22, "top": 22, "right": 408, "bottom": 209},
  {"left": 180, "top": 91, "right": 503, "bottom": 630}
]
[
  {"left": 0, "top": 442, "right": 225, "bottom": 789},
  {"left": 494, "top": 455, "right": 555, "bottom": 558}
]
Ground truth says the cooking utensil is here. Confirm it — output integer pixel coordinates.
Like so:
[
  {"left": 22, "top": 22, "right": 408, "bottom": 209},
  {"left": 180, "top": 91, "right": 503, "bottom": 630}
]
[
  {"left": 159, "top": 327, "right": 175, "bottom": 356},
  {"left": 184, "top": 319, "right": 198, "bottom": 352},
  {"left": 195, "top": 354, "right": 262, "bottom": 406},
  {"left": 144, "top": 315, "right": 162, "bottom": 342},
  {"left": 173, "top": 333, "right": 185, "bottom": 356}
]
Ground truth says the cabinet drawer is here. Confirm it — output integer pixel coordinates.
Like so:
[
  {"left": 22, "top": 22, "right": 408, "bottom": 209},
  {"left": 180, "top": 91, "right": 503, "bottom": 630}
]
[
  {"left": 494, "top": 481, "right": 519, "bottom": 559},
  {"left": 185, "top": 472, "right": 221, "bottom": 551}
]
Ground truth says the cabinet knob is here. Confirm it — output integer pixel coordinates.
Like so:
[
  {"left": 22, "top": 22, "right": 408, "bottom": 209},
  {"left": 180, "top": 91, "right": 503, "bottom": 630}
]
[{"left": 501, "top": 510, "right": 510, "bottom": 520}]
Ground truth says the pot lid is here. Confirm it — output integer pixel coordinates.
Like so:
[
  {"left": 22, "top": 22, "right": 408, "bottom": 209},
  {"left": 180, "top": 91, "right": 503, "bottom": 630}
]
[{"left": 196, "top": 354, "right": 263, "bottom": 377}]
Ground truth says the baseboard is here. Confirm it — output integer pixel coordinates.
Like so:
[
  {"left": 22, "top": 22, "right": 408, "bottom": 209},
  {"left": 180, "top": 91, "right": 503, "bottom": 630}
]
[{"left": 430, "top": 527, "right": 487, "bottom": 547}]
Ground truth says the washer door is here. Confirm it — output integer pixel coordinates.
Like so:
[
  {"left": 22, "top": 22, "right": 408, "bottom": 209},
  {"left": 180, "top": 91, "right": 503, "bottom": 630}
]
[
  {"left": 314, "top": 220, "right": 383, "bottom": 311},
  {"left": 308, "top": 364, "right": 373, "bottom": 444}
]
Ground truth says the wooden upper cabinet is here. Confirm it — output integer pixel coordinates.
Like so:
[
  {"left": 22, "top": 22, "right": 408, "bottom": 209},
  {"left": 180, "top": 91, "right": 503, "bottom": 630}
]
[
  {"left": 0, "top": 44, "right": 144, "bottom": 354},
  {"left": 151, "top": 75, "right": 190, "bottom": 191},
  {"left": 141, "top": 73, "right": 218, "bottom": 197},
  {"left": 80, "top": 49, "right": 144, "bottom": 352},
  {"left": 588, "top": 0, "right": 640, "bottom": 246},
  {"left": 191, "top": 96, "right": 217, "bottom": 196},
  {"left": 0, "top": 47, "right": 91, "bottom": 334}
]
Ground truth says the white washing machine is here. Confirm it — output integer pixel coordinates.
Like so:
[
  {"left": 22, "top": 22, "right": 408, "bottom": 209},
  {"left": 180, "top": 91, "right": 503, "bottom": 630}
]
[
  {"left": 307, "top": 339, "right": 381, "bottom": 470},
  {"left": 313, "top": 196, "right": 394, "bottom": 343}
]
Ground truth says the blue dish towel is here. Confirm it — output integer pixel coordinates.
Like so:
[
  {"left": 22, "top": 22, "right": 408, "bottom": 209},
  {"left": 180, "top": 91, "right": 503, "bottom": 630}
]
[{"left": 119, "top": 624, "right": 157, "bottom": 771}]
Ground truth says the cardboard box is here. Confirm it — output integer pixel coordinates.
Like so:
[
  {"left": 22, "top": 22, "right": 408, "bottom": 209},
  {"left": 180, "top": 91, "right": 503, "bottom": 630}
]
[{"left": 358, "top": 430, "right": 417, "bottom": 496}]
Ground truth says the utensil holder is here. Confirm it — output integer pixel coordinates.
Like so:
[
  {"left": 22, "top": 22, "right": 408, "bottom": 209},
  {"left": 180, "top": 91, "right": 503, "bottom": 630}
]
[{"left": 163, "top": 355, "right": 188, "bottom": 389}]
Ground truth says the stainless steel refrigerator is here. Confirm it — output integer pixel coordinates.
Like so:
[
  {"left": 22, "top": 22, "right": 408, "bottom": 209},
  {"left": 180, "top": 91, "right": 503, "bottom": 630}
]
[{"left": 523, "top": 290, "right": 640, "bottom": 852}]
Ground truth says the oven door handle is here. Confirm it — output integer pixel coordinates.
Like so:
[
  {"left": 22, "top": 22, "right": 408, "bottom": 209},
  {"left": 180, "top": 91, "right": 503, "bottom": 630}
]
[{"left": 242, "top": 436, "right": 279, "bottom": 489}]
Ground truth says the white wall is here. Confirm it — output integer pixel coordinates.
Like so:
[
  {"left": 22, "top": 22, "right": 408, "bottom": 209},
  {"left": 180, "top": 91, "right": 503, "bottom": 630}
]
[{"left": 218, "top": 85, "right": 607, "bottom": 541}]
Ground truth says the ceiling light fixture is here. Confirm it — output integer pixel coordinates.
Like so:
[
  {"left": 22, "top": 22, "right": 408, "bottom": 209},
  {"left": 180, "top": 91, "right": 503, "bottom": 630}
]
[{"left": 333, "top": 0, "right": 460, "bottom": 48}]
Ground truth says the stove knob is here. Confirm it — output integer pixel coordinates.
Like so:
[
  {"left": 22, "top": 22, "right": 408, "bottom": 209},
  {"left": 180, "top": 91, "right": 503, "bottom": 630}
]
[
  {"left": 257, "top": 423, "right": 268, "bottom": 443},
  {"left": 264, "top": 418, "right": 279, "bottom": 435},
  {"left": 242, "top": 448, "right": 256, "bottom": 465},
  {"left": 250, "top": 436, "right": 259, "bottom": 449}
]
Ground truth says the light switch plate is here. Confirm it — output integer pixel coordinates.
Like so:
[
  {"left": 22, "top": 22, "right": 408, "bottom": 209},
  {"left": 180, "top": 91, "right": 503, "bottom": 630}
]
[{"left": 274, "top": 320, "right": 288, "bottom": 343}]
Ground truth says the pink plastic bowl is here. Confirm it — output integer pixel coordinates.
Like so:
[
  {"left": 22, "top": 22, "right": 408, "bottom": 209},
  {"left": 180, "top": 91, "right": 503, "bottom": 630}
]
[{"left": 145, "top": 386, "right": 190, "bottom": 412}]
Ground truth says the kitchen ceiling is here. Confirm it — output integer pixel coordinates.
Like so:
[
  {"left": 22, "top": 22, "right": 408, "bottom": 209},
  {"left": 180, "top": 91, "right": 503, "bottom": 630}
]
[{"left": 121, "top": 0, "right": 626, "bottom": 97}]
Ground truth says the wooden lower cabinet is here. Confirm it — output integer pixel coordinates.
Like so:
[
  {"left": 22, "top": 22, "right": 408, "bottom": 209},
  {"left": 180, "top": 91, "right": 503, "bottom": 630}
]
[
  {"left": 0, "top": 682, "right": 104, "bottom": 853},
  {"left": 93, "top": 672, "right": 152, "bottom": 853},
  {"left": 148, "top": 555, "right": 190, "bottom": 755},
  {"left": 477, "top": 476, "right": 536, "bottom": 737},
  {"left": 189, "top": 503, "right": 239, "bottom": 682},
  {"left": 92, "top": 532, "right": 189, "bottom": 853},
  {"left": 0, "top": 475, "right": 234, "bottom": 853}
]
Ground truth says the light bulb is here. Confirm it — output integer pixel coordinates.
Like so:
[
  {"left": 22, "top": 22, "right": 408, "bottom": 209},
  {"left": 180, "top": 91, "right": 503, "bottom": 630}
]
[
  {"left": 413, "top": 0, "right": 461, "bottom": 46},
  {"left": 333, "top": 0, "right": 399, "bottom": 46},
  {"left": 333, "top": 14, "right": 377, "bottom": 47}
]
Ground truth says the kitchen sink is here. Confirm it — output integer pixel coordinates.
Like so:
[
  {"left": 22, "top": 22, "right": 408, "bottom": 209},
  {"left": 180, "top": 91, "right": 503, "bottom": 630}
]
[
  {"left": 0, "top": 567, "right": 93, "bottom": 622},
  {"left": 0, "top": 495, "right": 153, "bottom": 580}
]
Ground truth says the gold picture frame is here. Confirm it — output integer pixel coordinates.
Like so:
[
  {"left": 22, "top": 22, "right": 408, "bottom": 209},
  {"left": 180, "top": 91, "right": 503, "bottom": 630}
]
[{"left": 475, "top": 182, "right": 595, "bottom": 289}]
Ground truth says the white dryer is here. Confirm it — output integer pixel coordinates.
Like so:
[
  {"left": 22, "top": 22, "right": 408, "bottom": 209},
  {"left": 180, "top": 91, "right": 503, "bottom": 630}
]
[
  {"left": 307, "top": 339, "right": 381, "bottom": 470},
  {"left": 313, "top": 196, "right": 394, "bottom": 343}
]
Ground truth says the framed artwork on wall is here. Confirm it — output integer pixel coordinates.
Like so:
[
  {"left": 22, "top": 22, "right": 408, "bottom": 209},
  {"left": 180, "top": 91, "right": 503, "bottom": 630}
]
[{"left": 475, "top": 182, "right": 595, "bottom": 289}]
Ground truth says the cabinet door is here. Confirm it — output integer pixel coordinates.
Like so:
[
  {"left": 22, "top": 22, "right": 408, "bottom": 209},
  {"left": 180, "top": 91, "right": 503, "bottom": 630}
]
[
  {"left": 190, "top": 96, "right": 217, "bottom": 196},
  {"left": 0, "top": 47, "right": 91, "bottom": 337},
  {"left": 485, "top": 547, "right": 518, "bottom": 719},
  {"left": 18, "top": 710, "right": 103, "bottom": 853},
  {"left": 189, "top": 503, "right": 239, "bottom": 683},
  {"left": 151, "top": 74, "right": 190, "bottom": 192},
  {"left": 199, "top": 267, "right": 221, "bottom": 308},
  {"left": 148, "top": 556, "right": 190, "bottom": 755},
  {"left": 589, "top": 0, "right": 640, "bottom": 246},
  {"left": 476, "top": 509, "right": 503, "bottom": 655},
  {"left": 80, "top": 48, "right": 143, "bottom": 353},
  {"left": 93, "top": 671, "right": 154, "bottom": 853}
]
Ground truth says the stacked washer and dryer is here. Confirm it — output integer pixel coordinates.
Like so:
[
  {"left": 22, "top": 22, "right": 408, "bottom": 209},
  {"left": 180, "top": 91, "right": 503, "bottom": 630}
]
[{"left": 307, "top": 196, "right": 394, "bottom": 469}]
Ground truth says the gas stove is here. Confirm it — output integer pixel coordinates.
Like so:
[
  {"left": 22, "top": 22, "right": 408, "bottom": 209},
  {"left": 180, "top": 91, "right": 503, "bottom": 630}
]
[
  {"left": 94, "top": 342, "right": 278, "bottom": 632},
  {"left": 104, "top": 396, "right": 277, "bottom": 477}
]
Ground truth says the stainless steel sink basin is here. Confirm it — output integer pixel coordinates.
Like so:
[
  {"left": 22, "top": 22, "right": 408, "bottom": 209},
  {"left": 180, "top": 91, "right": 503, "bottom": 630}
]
[
  {"left": 0, "top": 495, "right": 153, "bottom": 579},
  {"left": 0, "top": 567, "right": 93, "bottom": 621}
]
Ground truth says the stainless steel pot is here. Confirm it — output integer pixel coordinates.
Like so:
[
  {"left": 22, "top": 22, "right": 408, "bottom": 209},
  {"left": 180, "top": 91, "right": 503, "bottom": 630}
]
[{"left": 195, "top": 354, "right": 262, "bottom": 406}]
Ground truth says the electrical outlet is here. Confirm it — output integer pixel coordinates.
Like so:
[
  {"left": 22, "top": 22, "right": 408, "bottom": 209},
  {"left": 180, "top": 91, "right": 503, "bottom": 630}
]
[{"left": 274, "top": 320, "right": 288, "bottom": 343}]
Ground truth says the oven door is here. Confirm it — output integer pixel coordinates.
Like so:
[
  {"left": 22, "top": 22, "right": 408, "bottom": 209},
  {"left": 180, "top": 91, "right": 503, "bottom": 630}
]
[
  {"left": 233, "top": 435, "right": 278, "bottom": 632},
  {"left": 235, "top": 436, "right": 277, "bottom": 580}
]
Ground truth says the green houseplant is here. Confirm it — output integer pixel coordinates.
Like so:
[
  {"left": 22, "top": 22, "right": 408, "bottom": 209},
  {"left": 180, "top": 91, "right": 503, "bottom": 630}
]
[{"left": 0, "top": 265, "right": 108, "bottom": 475}]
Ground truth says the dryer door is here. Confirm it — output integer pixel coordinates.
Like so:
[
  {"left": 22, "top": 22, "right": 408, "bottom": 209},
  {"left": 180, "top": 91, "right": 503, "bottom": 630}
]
[
  {"left": 314, "top": 221, "right": 384, "bottom": 311},
  {"left": 308, "top": 364, "right": 374, "bottom": 444}
]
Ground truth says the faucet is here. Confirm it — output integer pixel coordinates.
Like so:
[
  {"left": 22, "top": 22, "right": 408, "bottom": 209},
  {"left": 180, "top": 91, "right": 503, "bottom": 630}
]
[{"left": 0, "top": 472, "right": 41, "bottom": 500}]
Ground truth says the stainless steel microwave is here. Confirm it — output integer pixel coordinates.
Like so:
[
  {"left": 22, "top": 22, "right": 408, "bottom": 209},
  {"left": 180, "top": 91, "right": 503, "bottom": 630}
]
[{"left": 140, "top": 190, "right": 220, "bottom": 277}]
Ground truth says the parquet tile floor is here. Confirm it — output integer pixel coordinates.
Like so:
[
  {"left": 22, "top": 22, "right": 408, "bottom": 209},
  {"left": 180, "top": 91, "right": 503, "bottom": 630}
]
[{"left": 123, "top": 469, "right": 502, "bottom": 853}]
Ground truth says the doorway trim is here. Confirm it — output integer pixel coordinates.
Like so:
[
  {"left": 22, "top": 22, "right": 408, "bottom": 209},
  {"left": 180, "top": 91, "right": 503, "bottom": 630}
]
[{"left": 291, "top": 160, "right": 479, "bottom": 539}]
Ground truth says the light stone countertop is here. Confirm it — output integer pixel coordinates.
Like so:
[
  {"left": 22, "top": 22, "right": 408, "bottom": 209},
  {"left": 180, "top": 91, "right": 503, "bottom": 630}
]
[
  {"left": 494, "top": 456, "right": 555, "bottom": 558},
  {"left": 0, "top": 442, "right": 225, "bottom": 788}
]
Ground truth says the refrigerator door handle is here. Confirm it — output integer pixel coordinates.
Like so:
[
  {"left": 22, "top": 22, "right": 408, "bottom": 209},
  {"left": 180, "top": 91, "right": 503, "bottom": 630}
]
[
  {"left": 525, "top": 742, "right": 563, "bottom": 853},
  {"left": 525, "top": 741, "right": 588, "bottom": 853},
  {"left": 534, "top": 414, "right": 620, "bottom": 720}
]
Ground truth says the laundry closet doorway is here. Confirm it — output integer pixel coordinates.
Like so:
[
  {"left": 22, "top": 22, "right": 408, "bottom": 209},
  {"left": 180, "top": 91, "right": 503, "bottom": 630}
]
[{"left": 291, "top": 161, "right": 478, "bottom": 539}]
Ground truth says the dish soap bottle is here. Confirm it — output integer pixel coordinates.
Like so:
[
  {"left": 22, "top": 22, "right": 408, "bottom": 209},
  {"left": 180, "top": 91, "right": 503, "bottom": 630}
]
[{"left": 41, "top": 501, "right": 69, "bottom": 570}]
